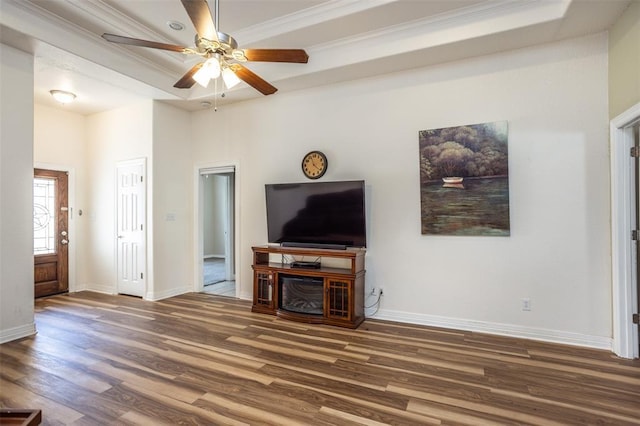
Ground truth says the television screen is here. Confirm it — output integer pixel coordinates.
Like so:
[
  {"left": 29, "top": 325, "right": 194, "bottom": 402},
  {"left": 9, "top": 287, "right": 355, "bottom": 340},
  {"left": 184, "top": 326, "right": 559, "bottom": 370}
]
[{"left": 265, "top": 180, "right": 366, "bottom": 248}]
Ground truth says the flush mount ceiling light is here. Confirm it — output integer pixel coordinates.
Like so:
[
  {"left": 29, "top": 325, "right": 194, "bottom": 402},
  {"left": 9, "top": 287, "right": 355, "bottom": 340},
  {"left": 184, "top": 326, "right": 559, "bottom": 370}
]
[{"left": 49, "top": 90, "right": 76, "bottom": 104}]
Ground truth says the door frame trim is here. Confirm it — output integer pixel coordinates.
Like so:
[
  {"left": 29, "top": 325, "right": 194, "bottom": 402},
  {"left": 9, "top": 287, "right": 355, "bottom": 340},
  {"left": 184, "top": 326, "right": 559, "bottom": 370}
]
[
  {"left": 34, "top": 162, "right": 76, "bottom": 293},
  {"left": 193, "top": 163, "right": 239, "bottom": 297},
  {"left": 611, "top": 101, "right": 640, "bottom": 359}
]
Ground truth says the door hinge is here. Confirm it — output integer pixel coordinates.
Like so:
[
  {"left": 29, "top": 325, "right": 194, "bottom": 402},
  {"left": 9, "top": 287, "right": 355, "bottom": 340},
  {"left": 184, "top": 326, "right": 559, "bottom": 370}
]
[
  {"left": 141, "top": 272, "right": 143, "bottom": 279},
  {"left": 631, "top": 147, "right": 640, "bottom": 157},
  {"left": 633, "top": 313, "right": 639, "bottom": 324},
  {"left": 632, "top": 230, "right": 639, "bottom": 240},
  {"left": 140, "top": 176, "right": 143, "bottom": 182}
]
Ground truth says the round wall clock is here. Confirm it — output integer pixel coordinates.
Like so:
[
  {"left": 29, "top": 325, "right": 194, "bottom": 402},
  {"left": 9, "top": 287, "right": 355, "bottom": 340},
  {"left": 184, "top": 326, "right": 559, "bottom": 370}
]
[{"left": 302, "top": 151, "right": 328, "bottom": 179}]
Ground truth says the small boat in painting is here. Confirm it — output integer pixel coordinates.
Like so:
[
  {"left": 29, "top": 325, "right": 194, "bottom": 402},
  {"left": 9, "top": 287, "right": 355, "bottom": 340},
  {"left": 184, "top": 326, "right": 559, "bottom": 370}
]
[{"left": 442, "top": 177, "right": 464, "bottom": 184}]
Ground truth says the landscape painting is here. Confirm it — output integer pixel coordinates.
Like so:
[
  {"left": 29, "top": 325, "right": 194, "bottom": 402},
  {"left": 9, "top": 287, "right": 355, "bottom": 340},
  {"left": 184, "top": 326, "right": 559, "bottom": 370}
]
[{"left": 418, "top": 121, "right": 510, "bottom": 236}]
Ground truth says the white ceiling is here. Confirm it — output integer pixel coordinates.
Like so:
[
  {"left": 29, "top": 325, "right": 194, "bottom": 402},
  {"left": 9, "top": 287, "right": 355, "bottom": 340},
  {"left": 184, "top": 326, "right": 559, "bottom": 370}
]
[{"left": 0, "top": 0, "right": 632, "bottom": 115}]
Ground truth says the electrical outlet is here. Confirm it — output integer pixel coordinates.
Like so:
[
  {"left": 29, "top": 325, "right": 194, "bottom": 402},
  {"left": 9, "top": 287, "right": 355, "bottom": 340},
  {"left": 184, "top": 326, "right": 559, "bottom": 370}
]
[
  {"left": 371, "top": 287, "right": 380, "bottom": 296},
  {"left": 522, "top": 298, "right": 531, "bottom": 311}
]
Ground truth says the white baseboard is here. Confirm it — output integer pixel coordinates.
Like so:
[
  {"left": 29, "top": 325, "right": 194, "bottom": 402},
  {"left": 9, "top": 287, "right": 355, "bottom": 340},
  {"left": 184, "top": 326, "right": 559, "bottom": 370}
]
[
  {"left": 0, "top": 322, "right": 36, "bottom": 344},
  {"left": 83, "top": 283, "right": 116, "bottom": 295},
  {"left": 369, "top": 308, "right": 613, "bottom": 351},
  {"left": 145, "top": 285, "right": 191, "bottom": 301}
]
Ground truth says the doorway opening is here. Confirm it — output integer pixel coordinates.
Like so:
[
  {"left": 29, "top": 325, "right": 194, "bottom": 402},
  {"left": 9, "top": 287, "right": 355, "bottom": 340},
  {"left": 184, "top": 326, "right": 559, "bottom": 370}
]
[{"left": 197, "top": 166, "right": 237, "bottom": 297}]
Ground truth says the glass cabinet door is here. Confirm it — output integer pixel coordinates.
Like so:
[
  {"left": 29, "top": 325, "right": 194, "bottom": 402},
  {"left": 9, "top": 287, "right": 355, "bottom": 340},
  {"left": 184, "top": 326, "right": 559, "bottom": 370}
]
[
  {"left": 326, "top": 279, "right": 351, "bottom": 321},
  {"left": 254, "top": 271, "right": 275, "bottom": 310}
]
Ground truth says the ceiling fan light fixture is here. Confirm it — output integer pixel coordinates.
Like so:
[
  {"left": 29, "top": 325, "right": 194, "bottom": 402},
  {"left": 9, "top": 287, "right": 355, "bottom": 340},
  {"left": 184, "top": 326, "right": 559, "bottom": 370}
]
[
  {"left": 193, "top": 67, "right": 211, "bottom": 88},
  {"left": 193, "top": 57, "right": 221, "bottom": 88},
  {"left": 222, "top": 67, "right": 241, "bottom": 89},
  {"left": 101, "top": 0, "right": 308, "bottom": 96},
  {"left": 50, "top": 90, "right": 76, "bottom": 104}
]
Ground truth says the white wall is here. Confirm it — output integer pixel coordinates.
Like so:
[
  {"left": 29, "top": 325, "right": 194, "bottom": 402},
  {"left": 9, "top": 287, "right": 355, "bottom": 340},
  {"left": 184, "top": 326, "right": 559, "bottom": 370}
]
[
  {"left": 85, "top": 101, "right": 153, "bottom": 294},
  {"left": 609, "top": 0, "right": 640, "bottom": 119},
  {"left": 33, "top": 104, "right": 88, "bottom": 291},
  {"left": 0, "top": 44, "right": 35, "bottom": 342},
  {"left": 191, "top": 33, "right": 611, "bottom": 348},
  {"left": 33, "top": 101, "right": 192, "bottom": 301},
  {"left": 151, "top": 101, "right": 192, "bottom": 300}
]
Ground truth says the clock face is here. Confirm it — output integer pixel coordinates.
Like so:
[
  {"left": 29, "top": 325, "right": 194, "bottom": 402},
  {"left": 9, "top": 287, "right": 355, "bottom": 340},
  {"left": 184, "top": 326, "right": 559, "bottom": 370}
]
[{"left": 302, "top": 151, "right": 327, "bottom": 179}]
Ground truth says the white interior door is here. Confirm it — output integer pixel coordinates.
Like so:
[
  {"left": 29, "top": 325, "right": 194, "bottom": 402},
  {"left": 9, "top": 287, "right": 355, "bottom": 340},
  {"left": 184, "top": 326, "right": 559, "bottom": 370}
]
[{"left": 116, "top": 159, "right": 146, "bottom": 297}]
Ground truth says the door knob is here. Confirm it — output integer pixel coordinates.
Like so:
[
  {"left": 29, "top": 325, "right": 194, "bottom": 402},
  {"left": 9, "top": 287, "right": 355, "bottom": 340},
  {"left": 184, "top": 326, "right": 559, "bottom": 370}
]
[
  {"left": 61, "top": 239, "right": 69, "bottom": 245},
  {"left": 61, "top": 230, "right": 67, "bottom": 236}
]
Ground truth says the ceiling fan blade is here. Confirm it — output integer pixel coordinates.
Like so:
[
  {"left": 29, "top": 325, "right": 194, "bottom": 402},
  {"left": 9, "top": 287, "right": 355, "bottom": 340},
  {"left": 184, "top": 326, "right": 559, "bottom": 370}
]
[
  {"left": 228, "top": 64, "right": 277, "bottom": 95},
  {"left": 102, "top": 33, "right": 186, "bottom": 52},
  {"left": 174, "top": 63, "right": 204, "bottom": 89},
  {"left": 242, "top": 49, "right": 309, "bottom": 63},
  {"left": 181, "top": 0, "right": 219, "bottom": 43}
]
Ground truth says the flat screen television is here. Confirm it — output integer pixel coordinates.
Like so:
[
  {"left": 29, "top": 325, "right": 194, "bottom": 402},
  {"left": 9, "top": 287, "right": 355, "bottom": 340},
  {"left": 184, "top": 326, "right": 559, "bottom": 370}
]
[{"left": 265, "top": 180, "right": 366, "bottom": 249}]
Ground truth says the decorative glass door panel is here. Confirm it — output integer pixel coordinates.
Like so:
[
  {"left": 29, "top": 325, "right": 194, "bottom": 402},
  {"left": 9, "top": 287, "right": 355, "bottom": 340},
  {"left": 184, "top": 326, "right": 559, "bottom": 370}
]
[
  {"left": 33, "top": 178, "right": 57, "bottom": 254},
  {"left": 254, "top": 271, "right": 275, "bottom": 310},
  {"left": 33, "top": 169, "right": 69, "bottom": 298},
  {"left": 327, "top": 279, "right": 351, "bottom": 320}
]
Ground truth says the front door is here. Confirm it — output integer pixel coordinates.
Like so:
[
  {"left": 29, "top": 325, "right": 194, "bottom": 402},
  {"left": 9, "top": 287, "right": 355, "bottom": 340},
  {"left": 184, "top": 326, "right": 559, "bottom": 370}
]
[{"left": 33, "top": 169, "right": 69, "bottom": 298}]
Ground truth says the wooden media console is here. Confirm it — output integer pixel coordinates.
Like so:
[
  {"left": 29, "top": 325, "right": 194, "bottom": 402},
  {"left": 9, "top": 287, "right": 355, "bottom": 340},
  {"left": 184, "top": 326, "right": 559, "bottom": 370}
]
[{"left": 251, "top": 245, "right": 365, "bottom": 328}]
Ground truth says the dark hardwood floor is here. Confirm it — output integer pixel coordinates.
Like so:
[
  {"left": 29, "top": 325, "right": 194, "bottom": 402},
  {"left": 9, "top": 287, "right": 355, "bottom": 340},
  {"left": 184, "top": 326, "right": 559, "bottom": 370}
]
[{"left": 1, "top": 291, "right": 639, "bottom": 425}]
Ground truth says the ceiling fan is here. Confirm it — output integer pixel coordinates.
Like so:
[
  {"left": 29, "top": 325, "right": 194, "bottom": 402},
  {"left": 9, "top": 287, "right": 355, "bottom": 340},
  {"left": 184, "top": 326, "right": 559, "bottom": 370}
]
[{"left": 101, "top": 0, "right": 309, "bottom": 96}]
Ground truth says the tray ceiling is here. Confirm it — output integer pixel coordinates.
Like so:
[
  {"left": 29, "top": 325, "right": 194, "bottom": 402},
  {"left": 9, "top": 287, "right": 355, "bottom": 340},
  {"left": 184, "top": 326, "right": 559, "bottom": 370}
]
[{"left": 0, "top": 0, "right": 631, "bottom": 114}]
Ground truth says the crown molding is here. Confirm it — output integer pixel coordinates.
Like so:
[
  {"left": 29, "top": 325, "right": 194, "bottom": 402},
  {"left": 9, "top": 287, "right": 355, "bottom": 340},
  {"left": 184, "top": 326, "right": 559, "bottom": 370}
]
[
  {"left": 304, "top": 0, "right": 571, "bottom": 73},
  {"left": 234, "top": 0, "right": 398, "bottom": 45},
  {"left": 1, "top": 0, "right": 187, "bottom": 98}
]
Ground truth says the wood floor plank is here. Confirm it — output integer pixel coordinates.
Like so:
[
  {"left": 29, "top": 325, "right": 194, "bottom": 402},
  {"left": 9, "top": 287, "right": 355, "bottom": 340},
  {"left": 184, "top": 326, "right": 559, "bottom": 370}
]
[
  {"left": 491, "top": 387, "right": 640, "bottom": 424},
  {"left": 162, "top": 339, "right": 266, "bottom": 369},
  {"left": 1, "top": 291, "right": 638, "bottom": 425},
  {"left": 120, "top": 382, "right": 249, "bottom": 426},
  {"left": 256, "top": 334, "right": 371, "bottom": 362},
  {"left": 0, "top": 344, "right": 112, "bottom": 394},
  {"left": 198, "top": 392, "right": 310, "bottom": 426},
  {"left": 274, "top": 378, "right": 442, "bottom": 425},
  {"left": 347, "top": 344, "right": 485, "bottom": 375},
  {"left": 227, "top": 335, "right": 338, "bottom": 363},
  {"left": 92, "top": 360, "right": 204, "bottom": 403},
  {"left": 178, "top": 370, "right": 322, "bottom": 422},
  {"left": 8, "top": 369, "right": 130, "bottom": 423},
  {"left": 0, "top": 377, "right": 85, "bottom": 424},
  {"left": 318, "top": 406, "right": 392, "bottom": 426},
  {"left": 117, "top": 410, "right": 176, "bottom": 426},
  {"left": 406, "top": 399, "right": 511, "bottom": 426},
  {"left": 397, "top": 385, "right": 568, "bottom": 426}
]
